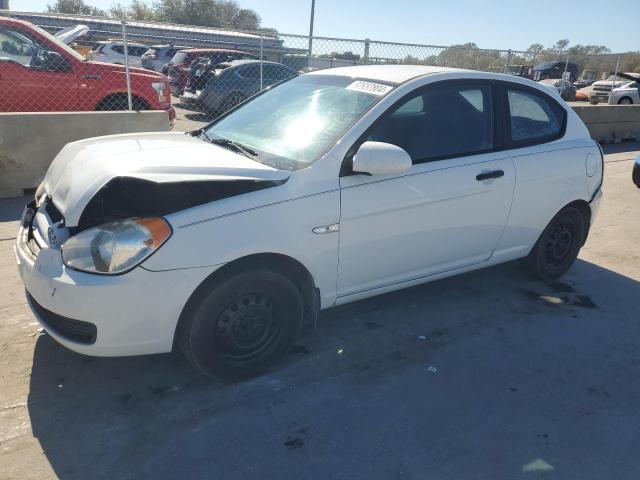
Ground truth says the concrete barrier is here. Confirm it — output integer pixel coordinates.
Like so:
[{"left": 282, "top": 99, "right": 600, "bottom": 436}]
[
  {"left": 0, "top": 111, "right": 170, "bottom": 199},
  {"left": 572, "top": 104, "right": 640, "bottom": 144}
]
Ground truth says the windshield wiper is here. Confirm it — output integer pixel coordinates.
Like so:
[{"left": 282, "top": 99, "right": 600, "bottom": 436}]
[{"left": 201, "top": 133, "right": 259, "bottom": 160}]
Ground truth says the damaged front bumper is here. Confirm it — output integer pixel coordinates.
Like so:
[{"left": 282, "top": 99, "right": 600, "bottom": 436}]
[{"left": 14, "top": 200, "right": 219, "bottom": 357}]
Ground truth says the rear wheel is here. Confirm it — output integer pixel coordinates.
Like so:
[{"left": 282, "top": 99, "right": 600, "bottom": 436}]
[
  {"left": 179, "top": 270, "right": 303, "bottom": 380},
  {"left": 525, "top": 206, "right": 586, "bottom": 280},
  {"left": 221, "top": 92, "right": 246, "bottom": 113}
]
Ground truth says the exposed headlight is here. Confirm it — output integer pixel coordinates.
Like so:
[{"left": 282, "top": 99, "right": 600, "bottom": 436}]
[
  {"left": 62, "top": 218, "right": 172, "bottom": 275},
  {"left": 151, "top": 82, "right": 168, "bottom": 103}
]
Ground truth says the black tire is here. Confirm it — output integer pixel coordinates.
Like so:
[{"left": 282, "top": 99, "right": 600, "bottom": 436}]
[
  {"left": 221, "top": 92, "right": 246, "bottom": 113},
  {"left": 179, "top": 270, "right": 303, "bottom": 380},
  {"left": 95, "top": 94, "right": 150, "bottom": 111},
  {"left": 618, "top": 97, "right": 633, "bottom": 105},
  {"left": 525, "top": 206, "right": 585, "bottom": 281},
  {"left": 589, "top": 98, "right": 599, "bottom": 105}
]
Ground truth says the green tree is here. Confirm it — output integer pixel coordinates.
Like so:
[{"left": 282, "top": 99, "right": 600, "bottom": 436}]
[
  {"left": 110, "top": 0, "right": 156, "bottom": 20},
  {"left": 47, "top": 0, "right": 105, "bottom": 15},
  {"left": 152, "top": 0, "right": 262, "bottom": 30},
  {"left": 551, "top": 39, "right": 570, "bottom": 53}
]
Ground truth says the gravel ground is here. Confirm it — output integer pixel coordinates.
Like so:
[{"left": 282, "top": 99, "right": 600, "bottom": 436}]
[{"left": 0, "top": 144, "right": 639, "bottom": 480}]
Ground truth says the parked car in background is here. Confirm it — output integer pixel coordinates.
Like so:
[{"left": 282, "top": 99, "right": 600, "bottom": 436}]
[
  {"left": 532, "top": 61, "right": 579, "bottom": 82},
  {"left": 141, "top": 44, "right": 187, "bottom": 73},
  {"left": 180, "top": 59, "right": 297, "bottom": 114},
  {"left": 167, "top": 48, "right": 257, "bottom": 95},
  {"left": 16, "top": 65, "right": 603, "bottom": 379},
  {"left": 633, "top": 156, "right": 640, "bottom": 188},
  {"left": 0, "top": 17, "right": 174, "bottom": 121},
  {"left": 91, "top": 41, "right": 150, "bottom": 67},
  {"left": 575, "top": 86, "right": 592, "bottom": 102},
  {"left": 606, "top": 73, "right": 640, "bottom": 105},
  {"left": 588, "top": 74, "right": 638, "bottom": 104},
  {"left": 51, "top": 24, "right": 92, "bottom": 57},
  {"left": 608, "top": 82, "right": 639, "bottom": 105},
  {"left": 539, "top": 78, "right": 576, "bottom": 101},
  {"left": 573, "top": 78, "right": 595, "bottom": 90},
  {"left": 506, "top": 65, "right": 532, "bottom": 77}
]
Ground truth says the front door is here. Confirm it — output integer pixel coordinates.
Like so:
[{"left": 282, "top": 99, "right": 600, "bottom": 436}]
[
  {"left": 0, "top": 24, "right": 77, "bottom": 112},
  {"left": 337, "top": 81, "right": 515, "bottom": 298}
]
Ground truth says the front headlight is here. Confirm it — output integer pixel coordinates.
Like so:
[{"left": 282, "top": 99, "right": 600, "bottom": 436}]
[
  {"left": 151, "top": 82, "right": 168, "bottom": 103},
  {"left": 62, "top": 218, "right": 172, "bottom": 275}
]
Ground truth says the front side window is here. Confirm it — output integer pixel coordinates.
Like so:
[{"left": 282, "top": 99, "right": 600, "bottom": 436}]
[
  {"left": 205, "top": 75, "right": 390, "bottom": 170},
  {"left": 368, "top": 83, "right": 493, "bottom": 163},
  {"left": 507, "top": 89, "right": 563, "bottom": 143},
  {"left": 0, "top": 26, "right": 40, "bottom": 67}
]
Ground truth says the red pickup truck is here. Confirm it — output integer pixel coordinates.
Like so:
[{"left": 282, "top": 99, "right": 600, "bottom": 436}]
[{"left": 0, "top": 17, "right": 174, "bottom": 121}]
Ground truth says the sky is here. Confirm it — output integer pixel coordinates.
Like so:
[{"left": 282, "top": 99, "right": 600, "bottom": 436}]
[{"left": 14, "top": 0, "right": 638, "bottom": 53}]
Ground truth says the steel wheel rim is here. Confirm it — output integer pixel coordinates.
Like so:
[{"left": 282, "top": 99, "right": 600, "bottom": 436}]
[
  {"left": 544, "top": 220, "right": 574, "bottom": 267},
  {"left": 214, "top": 293, "right": 280, "bottom": 362}
]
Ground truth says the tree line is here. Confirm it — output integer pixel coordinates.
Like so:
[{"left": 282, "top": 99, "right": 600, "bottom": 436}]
[{"left": 46, "top": 0, "right": 268, "bottom": 32}]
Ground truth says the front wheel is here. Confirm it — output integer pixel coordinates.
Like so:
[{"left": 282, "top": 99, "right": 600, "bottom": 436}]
[
  {"left": 525, "top": 206, "right": 586, "bottom": 280},
  {"left": 179, "top": 270, "right": 303, "bottom": 380},
  {"left": 618, "top": 97, "right": 633, "bottom": 105}
]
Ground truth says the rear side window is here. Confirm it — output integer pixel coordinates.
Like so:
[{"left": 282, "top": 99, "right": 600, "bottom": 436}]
[
  {"left": 507, "top": 89, "right": 564, "bottom": 143},
  {"left": 368, "top": 83, "right": 493, "bottom": 163},
  {"left": 238, "top": 65, "right": 260, "bottom": 79},
  {"left": 130, "top": 46, "right": 148, "bottom": 57}
]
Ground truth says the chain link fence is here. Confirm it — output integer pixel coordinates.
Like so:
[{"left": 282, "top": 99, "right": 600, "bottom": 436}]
[{"left": 1, "top": 10, "right": 639, "bottom": 127}]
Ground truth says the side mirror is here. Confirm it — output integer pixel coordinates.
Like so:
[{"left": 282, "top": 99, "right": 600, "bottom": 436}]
[
  {"left": 43, "top": 51, "right": 72, "bottom": 73},
  {"left": 352, "top": 141, "right": 412, "bottom": 176}
]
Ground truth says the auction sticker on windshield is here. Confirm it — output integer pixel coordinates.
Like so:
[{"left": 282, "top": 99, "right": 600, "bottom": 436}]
[{"left": 345, "top": 80, "right": 393, "bottom": 96}]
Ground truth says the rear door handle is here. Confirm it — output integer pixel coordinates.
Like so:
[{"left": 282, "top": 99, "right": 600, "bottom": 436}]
[{"left": 476, "top": 170, "right": 504, "bottom": 181}]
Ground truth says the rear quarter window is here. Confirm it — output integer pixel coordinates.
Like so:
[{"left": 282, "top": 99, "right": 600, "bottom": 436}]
[{"left": 507, "top": 88, "right": 565, "bottom": 144}]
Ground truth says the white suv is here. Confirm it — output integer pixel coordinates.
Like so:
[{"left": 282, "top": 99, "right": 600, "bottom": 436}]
[
  {"left": 91, "top": 41, "right": 150, "bottom": 67},
  {"left": 16, "top": 66, "right": 603, "bottom": 380}
]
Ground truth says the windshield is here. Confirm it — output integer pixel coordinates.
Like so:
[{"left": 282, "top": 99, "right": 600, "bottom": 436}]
[
  {"left": 204, "top": 75, "right": 393, "bottom": 171},
  {"left": 534, "top": 61, "right": 557, "bottom": 70},
  {"left": 171, "top": 51, "right": 188, "bottom": 64},
  {"left": 30, "top": 24, "right": 85, "bottom": 61}
]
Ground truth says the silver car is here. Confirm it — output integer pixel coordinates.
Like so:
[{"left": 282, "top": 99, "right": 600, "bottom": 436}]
[
  {"left": 141, "top": 45, "right": 188, "bottom": 73},
  {"left": 608, "top": 81, "right": 640, "bottom": 105}
]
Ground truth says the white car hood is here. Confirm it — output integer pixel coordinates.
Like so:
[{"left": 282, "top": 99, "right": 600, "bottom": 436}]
[
  {"left": 54, "top": 25, "right": 90, "bottom": 44},
  {"left": 42, "top": 131, "right": 289, "bottom": 227}
]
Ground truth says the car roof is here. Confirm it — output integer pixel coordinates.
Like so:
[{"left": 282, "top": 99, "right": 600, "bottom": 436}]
[
  {"left": 220, "top": 59, "right": 290, "bottom": 68},
  {"left": 179, "top": 48, "right": 252, "bottom": 54},
  {"left": 103, "top": 41, "right": 148, "bottom": 47},
  {"left": 306, "top": 65, "right": 472, "bottom": 84}
]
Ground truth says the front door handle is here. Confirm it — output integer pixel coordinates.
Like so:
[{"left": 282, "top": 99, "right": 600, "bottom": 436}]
[{"left": 476, "top": 170, "right": 504, "bottom": 181}]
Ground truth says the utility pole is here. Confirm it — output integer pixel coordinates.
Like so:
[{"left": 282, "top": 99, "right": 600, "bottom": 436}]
[{"left": 307, "top": 0, "right": 315, "bottom": 66}]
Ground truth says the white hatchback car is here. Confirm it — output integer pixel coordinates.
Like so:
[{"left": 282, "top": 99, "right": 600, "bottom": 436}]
[
  {"left": 16, "top": 65, "right": 603, "bottom": 379},
  {"left": 91, "top": 41, "right": 150, "bottom": 67}
]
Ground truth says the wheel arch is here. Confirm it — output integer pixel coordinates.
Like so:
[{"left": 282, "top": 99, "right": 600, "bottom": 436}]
[
  {"left": 173, "top": 252, "right": 319, "bottom": 350},
  {"left": 551, "top": 199, "right": 592, "bottom": 247},
  {"left": 94, "top": 92, "right": 152, "bottom": 111}
]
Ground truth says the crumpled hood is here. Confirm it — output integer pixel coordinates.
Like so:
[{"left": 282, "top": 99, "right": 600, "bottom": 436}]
[{"left": 42, "top": 131, "right": 289, "bottom": 227}]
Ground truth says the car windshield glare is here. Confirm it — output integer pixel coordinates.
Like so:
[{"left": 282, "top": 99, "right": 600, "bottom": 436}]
[{"left": 204, "top": 75, "right": 391, "bottom": 170}]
